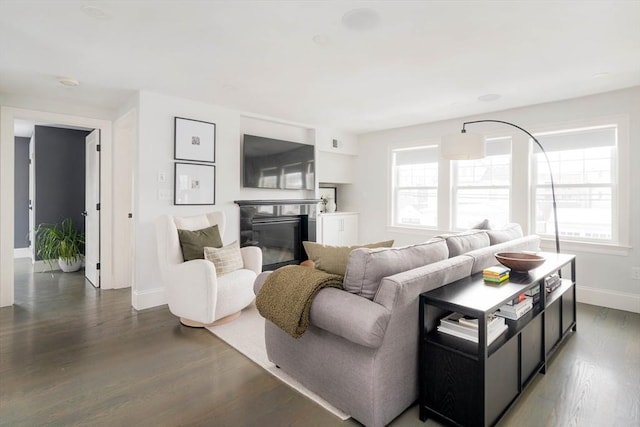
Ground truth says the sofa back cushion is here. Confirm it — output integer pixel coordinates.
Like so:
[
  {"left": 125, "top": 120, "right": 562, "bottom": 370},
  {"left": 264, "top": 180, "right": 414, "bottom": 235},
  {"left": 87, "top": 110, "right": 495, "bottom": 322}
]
[
  {"left": 486, "top": 223, "right": 523, "bottom": 245},
  {"left": 343, "top": 239, "right": 449, "bottom": 300},
  {"left": 302, "top": 240, "right": 394, "bottom": 276},
  {"left": 444, "top": 230, "right": 490, "bottom": 257}
]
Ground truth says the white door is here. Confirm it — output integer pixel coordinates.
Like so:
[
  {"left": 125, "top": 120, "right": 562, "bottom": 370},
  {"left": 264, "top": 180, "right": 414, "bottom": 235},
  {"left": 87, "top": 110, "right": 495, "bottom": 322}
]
[
  {"left": 85, "top": 130, "right": 100, "bottom": 287},
  {"left": 28, "top": 136, "right": 35, "bottom": 261}
]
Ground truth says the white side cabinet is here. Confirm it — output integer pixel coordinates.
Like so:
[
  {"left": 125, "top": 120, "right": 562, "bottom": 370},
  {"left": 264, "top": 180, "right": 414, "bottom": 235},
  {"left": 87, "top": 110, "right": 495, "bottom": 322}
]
[{"left": 318, "top": 212, "right": 359, "bottom": 246}]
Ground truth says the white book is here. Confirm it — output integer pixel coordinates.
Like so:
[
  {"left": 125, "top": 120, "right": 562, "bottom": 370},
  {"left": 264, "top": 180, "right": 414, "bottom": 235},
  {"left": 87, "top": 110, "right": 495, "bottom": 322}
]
[{"left": 438, "top": 323, "right": 508, "bottom": 346}]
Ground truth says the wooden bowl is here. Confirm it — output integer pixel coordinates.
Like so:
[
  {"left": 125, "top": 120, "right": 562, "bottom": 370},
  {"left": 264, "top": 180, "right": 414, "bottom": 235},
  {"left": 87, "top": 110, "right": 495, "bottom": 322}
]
[{"left": 495, "top": 252, "right": 545, "bottom": 273}]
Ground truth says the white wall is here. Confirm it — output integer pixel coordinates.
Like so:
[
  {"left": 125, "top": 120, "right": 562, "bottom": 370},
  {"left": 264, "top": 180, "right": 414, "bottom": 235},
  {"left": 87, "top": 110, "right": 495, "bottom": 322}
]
[
  {"left": 355, "top": 87, "right": 640, "bottom": 313},
  {"left": 132, "top": 92, "right": 353, "bottom": 309}
]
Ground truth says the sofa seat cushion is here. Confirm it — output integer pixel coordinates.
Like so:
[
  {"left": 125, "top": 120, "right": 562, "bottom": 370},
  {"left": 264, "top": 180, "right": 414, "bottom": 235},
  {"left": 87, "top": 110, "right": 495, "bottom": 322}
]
[
  {"left": 343, "top": 239, "right": 449, "bottom": 300},
  {"left": 443, "top": 229, "right": 490, "bottom": 257},
  {"left": 309, "top": 287, "right": 391, "bottom": 348},
  {"left": 302, "top": 240, "right": 394, "bottom": 276}
]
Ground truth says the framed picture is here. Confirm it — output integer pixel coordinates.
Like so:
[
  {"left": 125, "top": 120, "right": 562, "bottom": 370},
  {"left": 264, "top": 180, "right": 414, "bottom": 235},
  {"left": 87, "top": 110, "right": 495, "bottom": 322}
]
[
  {"left": 174, "top": 117, "right": 216, "bottom": 163},
  {"left": 174, "top": 162, "right": 215, "bottom": 205},
  {"left": 319, "top": 186, "right": 337, "bottom": 211}
]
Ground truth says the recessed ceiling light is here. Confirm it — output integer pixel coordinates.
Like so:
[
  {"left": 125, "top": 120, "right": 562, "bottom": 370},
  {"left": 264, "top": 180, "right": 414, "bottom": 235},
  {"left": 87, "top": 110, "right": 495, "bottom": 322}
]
[
  {"left": 81, "top": 4, "right": 111, "bottom": 20},
  {"left": 58, "top": 77, "right": 80, "bottom": 87},
  {"left": 478, "top": 93, "right": 501, "bottom": 102},
  {"left": 342, "top": 8, "right": 381, "bottom": 31}
]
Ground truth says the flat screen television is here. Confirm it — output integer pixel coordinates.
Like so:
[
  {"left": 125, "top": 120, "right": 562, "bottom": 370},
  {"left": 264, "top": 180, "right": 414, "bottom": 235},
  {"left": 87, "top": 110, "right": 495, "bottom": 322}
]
[{"left": 242, "top": 134, "right": 315, "bottom": 190}]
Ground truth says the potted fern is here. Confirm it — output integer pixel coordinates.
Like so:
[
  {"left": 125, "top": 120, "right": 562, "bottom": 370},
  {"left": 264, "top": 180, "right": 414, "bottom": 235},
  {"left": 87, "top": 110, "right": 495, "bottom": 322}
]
[{"left": 35, "top": 218, "right": 85, "bottom": 272}]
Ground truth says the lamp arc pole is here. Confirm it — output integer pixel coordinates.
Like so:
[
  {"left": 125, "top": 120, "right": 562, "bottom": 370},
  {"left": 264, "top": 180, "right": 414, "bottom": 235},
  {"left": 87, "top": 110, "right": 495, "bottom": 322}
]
[{"left": 461, "top": 120, "right": 560, "bottom": 254}]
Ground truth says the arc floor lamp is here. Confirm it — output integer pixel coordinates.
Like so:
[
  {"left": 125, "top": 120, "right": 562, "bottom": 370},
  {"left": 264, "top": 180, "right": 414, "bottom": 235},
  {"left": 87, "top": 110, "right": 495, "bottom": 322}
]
[{"left": 442, "top": 120, "right": 560, "bottom": 254}]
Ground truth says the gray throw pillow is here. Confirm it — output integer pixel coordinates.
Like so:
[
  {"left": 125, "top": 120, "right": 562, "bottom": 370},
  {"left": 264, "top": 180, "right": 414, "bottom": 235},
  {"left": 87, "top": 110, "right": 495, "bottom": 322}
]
[
  {"left": 472, "top": 219, "right": 491, "bottom": 230},
  {"left": 177, "top": 225, "right": 223, "bottom": 261},
  {"left": 343, "top": 239, "right": 449, "bottom": 300}
]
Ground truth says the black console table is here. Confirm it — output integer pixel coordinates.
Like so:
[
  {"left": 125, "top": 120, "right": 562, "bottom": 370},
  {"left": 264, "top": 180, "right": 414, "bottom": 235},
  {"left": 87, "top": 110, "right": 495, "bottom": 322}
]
[{"left": 419, "top": 252, "right": 576, "bottom": 427}]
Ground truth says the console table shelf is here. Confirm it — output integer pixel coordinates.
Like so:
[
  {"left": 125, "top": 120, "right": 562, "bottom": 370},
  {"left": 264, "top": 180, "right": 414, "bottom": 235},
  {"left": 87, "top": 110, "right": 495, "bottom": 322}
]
[{"left": 419, "top": 253, "right": 576, "bottom": 427}]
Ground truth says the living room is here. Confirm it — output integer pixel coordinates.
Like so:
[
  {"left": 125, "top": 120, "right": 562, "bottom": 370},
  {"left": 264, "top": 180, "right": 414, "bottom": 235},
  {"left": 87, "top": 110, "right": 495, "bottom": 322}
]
[{"left": 1, "top": 1, "right": 639, "bottom": 426}]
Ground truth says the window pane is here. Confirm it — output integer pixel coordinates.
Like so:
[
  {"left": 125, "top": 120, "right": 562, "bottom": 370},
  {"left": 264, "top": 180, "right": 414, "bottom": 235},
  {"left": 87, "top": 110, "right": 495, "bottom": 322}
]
[
  {"left": 453, "top": 139, "right": 511, "bottom": 229},
  {"left": 455, "top": 188, "right": 510, "bottom": 229},
  {"left": 534, "top": 186, "right": 612, "bottom": 240},
  {"left": 456, "top": 154, "right": 510, "bottom": 186},
  {"left": 396, "top": 188, "right": 437, "bottom": 227},
  {"left": 536, "top": 147, "right": 613, "bottom": 185}
]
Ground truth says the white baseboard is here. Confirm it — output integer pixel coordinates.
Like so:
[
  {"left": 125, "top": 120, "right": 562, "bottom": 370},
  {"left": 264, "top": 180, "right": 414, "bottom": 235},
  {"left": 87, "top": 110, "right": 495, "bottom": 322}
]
[
  {"left": 577, "top": 285, "right": 640, "bottom": 313},
  {"left": 14, "top": 248, "right": 31, "bottom": 259},
  {"left": 132, "top": 287, "right": 166, "bottom": 310}
]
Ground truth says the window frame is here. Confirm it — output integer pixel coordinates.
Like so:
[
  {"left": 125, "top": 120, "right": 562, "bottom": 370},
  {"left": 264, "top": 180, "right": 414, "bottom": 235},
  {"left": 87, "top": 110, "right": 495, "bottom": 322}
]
[
  {"left": 530, "top": 121, "right": 625, "bottom": 248},
  {"left": 389, "top": 143, "right": 440, "bottom": 230}
]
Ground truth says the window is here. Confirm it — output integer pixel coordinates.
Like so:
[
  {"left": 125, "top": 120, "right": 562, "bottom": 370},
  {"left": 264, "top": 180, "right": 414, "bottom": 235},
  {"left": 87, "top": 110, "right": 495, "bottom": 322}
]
[
  {"left": 452, "top": 138, "right": 511, "bottom": 229},
  {"left": 391, "top": 145, "right": 438, "bottom": 228},
  {"left": 533, "top": 125, "right": 617, "bottom": 243}
]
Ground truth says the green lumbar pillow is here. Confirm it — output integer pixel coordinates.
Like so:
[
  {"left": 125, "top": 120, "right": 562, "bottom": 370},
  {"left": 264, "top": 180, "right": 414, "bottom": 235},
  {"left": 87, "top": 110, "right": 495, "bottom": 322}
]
[
  {"left": 302, "top": 240, "right": 394, "bottom": 276},
  {"left": 177, "top": 225, "right": 223, "bottom": 261}
]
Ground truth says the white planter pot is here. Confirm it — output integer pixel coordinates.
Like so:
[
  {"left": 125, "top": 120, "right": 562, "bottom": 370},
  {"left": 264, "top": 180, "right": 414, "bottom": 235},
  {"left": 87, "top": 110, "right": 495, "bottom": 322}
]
[{"left": 58, "top": 257, "right": 82, "bottom": 273}]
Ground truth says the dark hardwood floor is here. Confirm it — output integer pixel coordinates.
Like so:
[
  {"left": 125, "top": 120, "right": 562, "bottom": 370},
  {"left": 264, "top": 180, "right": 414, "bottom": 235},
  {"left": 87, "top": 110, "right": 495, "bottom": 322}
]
[{"left": 1, "top": 259, "right": 638, "bottom": 427}]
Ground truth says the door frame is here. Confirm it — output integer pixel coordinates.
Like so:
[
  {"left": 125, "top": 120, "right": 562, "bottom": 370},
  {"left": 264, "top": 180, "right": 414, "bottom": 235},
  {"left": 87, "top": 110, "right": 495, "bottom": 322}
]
[{"left": 0, "top": 106, "right": 114, "bottom": 307}]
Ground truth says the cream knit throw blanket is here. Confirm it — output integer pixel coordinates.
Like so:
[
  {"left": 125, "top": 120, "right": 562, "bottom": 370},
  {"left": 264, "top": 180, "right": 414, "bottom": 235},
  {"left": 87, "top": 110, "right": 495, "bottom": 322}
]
[{"left": 256, "top": 265, "right": 343, "bottom": 338}]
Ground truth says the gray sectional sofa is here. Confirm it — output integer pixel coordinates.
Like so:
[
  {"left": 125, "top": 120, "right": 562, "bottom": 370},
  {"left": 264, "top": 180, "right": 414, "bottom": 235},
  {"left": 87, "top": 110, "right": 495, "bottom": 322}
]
[{"left": 255, "top": 225, "right": 540, "bottom": 427}]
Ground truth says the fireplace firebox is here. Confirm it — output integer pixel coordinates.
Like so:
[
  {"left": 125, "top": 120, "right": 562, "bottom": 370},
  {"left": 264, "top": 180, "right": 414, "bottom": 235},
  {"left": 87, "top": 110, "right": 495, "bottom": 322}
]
[{"left": 235, "top": 199, "right": 320, "bottom": 271}]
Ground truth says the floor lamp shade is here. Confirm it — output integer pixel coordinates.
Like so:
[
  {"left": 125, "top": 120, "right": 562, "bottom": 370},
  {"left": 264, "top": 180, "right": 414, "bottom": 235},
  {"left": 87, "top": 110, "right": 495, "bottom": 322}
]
[{"left": 441, "top": 131, "right": 485, "bottom": 160}]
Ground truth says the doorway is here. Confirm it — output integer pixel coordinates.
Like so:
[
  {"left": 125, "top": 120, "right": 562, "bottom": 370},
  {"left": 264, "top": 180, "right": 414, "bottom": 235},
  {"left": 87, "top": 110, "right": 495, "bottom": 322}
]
[
  {"left": 0, "top": 107, "right": 116, "bottom": 307},
  {"left": 19, "top": 124, "right": 98, "bottom": 287}
]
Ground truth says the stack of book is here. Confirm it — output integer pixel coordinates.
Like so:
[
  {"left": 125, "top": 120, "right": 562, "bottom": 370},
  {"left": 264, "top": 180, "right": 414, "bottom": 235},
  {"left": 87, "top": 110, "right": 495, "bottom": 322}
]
[
  {"left": 545, "top": 273, "right": 561, "bottom": 293},
  {"left": 525, "top": 285, "right": 541, "bottom": 304},
  {"left": 483, "top": 266, "right": 510, "bottom": 283},
  {"left": 496, "top": 295, "right": 533, "bottom": 320},
  {"left": 437, "top": 312, "right": 508, "bottom": 345}
]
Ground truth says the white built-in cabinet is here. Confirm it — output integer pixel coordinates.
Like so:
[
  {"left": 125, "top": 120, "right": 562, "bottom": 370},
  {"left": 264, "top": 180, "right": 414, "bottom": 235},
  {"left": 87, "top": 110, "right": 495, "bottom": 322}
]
[{"left": 318, "top": 212, "right": 359, "bottom": 246}]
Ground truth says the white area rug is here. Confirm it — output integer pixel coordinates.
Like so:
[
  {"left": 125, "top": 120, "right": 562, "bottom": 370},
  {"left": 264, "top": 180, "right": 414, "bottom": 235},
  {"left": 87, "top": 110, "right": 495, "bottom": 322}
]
[{"left": 206, "top": 303, "right": 350, "bottom": 420}]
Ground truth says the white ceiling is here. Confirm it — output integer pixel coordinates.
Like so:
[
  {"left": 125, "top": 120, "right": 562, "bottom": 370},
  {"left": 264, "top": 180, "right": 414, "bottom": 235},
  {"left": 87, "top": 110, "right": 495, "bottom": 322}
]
[{"left": 1, "top": 1, "right": 639, "bottom": 134}]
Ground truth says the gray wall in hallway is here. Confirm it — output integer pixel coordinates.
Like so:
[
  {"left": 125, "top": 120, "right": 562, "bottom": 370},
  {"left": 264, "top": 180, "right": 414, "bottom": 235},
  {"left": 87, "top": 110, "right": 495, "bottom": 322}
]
[
  {"left": 34, "top": 126, "right": 89, "bottom": 258},
  {"left": 14, "top": 137, "right": 30, "bottom": 248}
]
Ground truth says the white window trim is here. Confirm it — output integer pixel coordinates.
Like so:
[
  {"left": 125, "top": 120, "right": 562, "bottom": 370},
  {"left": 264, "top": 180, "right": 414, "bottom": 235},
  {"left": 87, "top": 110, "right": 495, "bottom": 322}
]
[
  {"left": 529, "top": 115, "right": 630, "bottom": 252},
  {"left": 388, "top": 142, "right": 441, "bottom": 230}
]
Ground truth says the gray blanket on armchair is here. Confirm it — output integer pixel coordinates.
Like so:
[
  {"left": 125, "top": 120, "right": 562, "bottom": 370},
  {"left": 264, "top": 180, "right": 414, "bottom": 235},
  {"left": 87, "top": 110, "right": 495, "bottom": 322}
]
[{"left": 256, "top": 265, "right": 343, "bottom": 338}]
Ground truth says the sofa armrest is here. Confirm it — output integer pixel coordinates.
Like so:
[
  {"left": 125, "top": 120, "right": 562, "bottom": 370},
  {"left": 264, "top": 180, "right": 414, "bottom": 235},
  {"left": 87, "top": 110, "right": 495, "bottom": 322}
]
[
  {"left": 241, "top": 246, "right": 263, "bottom": 275},
  {"left": 310, "top": 288, "right": 391, "bottom": 349},
  {"left": 254, "top": 271, "right": 391, "bottom": 348},
  {"left": 164, "top": 259, "right": 218, "bottom": 323}
]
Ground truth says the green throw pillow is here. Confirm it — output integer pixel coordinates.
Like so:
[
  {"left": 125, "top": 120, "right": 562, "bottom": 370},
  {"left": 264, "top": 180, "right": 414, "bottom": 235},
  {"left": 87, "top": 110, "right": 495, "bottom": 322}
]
[
  {"left": 302, "top": 240, "right": 394, "bottom": 276},
  {"left": 177, "top": 225, "right": 223, "bottom": 261}
]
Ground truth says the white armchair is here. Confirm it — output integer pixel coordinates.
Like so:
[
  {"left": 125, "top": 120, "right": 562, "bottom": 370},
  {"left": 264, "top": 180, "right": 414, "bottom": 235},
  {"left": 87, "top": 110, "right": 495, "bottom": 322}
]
[{"left": 155, "top": 211, "right": 262, "bottom": 327}]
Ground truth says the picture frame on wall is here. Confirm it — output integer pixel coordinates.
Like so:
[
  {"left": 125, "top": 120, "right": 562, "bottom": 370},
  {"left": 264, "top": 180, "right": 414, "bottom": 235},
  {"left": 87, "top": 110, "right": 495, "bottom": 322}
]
[
  {"left": 319, "top": 186, "right": 337, "bottom": 212},
  {"left": 174, "top": 117, "right": 216, "bottom": 163},
  {"left": 174, "top": 162, "right": 216, "bottom": 205}
]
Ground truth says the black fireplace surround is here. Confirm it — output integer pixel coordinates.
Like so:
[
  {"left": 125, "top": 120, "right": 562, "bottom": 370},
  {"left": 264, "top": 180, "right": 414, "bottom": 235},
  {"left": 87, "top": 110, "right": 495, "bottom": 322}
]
[{"left": 235, "top": 199, "right": 320, "bottom": 271}]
